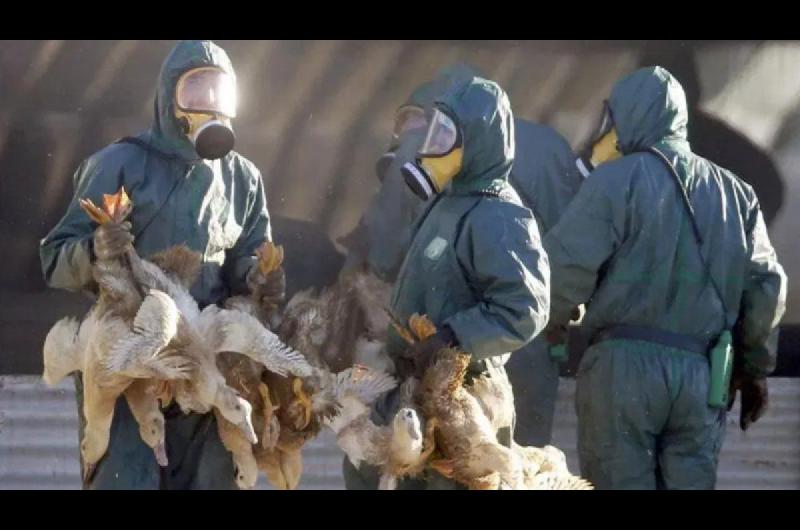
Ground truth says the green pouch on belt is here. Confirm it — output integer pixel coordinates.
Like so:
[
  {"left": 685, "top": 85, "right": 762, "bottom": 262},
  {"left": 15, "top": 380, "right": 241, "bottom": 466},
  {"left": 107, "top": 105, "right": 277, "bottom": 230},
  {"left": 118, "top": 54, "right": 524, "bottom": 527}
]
[{"left": 707, "top": 330, "right": 733, "bottom": 409}]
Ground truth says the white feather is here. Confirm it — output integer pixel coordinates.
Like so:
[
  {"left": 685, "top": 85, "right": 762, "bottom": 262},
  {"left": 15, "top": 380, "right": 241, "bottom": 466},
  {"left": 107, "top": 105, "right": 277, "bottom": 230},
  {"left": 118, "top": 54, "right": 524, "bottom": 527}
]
[
  {"left": 214, "top": 308, "right": 312, "bottom": 378},
  {"left": 333, "top": 367, "right": 397, "bottom": 405},
  {"left": 42, "top": 317, "right": 82, "bottom": 386},
  {"left": 528, "top": 472, "right": 594, "bottom": 490},
  {"left": 127, "top": 253, "right": 200, "bottom": 322},
  {"left": 103, "top": 290, "right": 190, "bottom": 380}
]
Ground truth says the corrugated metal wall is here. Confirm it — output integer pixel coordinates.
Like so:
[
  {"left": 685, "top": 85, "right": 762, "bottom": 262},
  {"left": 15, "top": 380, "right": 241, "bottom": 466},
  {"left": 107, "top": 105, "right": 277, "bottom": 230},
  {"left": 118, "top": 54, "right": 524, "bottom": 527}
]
[{"left": 2, "top": 375, "right": 797, "bottom": 490}]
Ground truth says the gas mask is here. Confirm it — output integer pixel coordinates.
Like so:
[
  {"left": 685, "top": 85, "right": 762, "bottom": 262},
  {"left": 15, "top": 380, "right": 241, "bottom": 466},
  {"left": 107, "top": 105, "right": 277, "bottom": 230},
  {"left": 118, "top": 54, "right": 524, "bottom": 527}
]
[
  {"left": 400, "top": 107, "right": 463, "bottom": 200},
  {"left": 576, "top": 100, "right": 622, "bottom": 178},
  {"left": 376, "top": 104, "right": 428, "bottom": 181},
  {"left": 174, "top": 66, "right": 237, "bottom": 160}
]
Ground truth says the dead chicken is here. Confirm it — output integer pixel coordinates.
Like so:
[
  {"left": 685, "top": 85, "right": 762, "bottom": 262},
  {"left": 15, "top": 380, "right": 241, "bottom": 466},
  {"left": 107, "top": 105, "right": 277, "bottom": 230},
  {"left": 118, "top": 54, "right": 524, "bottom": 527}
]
[
  {"left": 278, "top": 265, "right": 395, "bottom": 375},
  {"left": 393, "top": 314, "right": 524, "bottom": 490},
  {"left": 212, "top": 242, "right": 286, "bottom": 488},
  {"left": 73, "top": 189, "right": 265, "bottom": 464},
  {"left": 399, "top": 313, "right": 593, "bottom": 490},
  {"left": 124, "top": 379, "right": 169, "bottom": 467},
  {"left": 42, "top": 289, "right": 192, "bottom": 481},
  {"left": 247, "top": 263, "right": 402, "bottom": 489},
  {"left": 213, "top": 241, "right": 316, "bottom": 490},
  {"left": 324, "top": 375, "right": 437, "bottom": 490}
]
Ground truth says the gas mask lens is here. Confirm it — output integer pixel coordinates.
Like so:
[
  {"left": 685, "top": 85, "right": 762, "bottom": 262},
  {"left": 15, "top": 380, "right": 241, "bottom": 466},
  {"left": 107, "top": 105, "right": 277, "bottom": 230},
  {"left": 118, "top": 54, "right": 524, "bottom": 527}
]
[
  {"left": 420, "top": 108, "right": 459, "bottom": 156},
  {"left": 175, "top": 67, "right": 237, "bottom": 118},
  {"left": 392, "top": 105, "right": 428, "bottom": 143},
  {"left": 400, "top": 106, "right": 463, "bottom": 201}
]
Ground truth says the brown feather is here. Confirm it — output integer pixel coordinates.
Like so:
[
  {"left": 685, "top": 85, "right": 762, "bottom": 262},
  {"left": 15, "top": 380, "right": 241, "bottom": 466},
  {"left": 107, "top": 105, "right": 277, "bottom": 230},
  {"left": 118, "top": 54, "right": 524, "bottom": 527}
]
[{"left": 146, "top": 245, "right": 203, "bottom": 289}]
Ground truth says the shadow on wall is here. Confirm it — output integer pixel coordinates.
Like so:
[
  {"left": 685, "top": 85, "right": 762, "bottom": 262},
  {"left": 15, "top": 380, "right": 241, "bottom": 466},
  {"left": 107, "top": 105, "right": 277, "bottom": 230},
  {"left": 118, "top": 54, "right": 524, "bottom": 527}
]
[{"left": 638, "top": 44, "right": 786, "bottom": 226}]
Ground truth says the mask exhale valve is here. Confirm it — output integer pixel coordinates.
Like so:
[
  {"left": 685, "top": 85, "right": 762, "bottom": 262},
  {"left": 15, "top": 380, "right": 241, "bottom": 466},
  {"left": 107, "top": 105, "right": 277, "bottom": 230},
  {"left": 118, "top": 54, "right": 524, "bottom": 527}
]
[
  {"left": 193, "top": 119, "right": 235, "bottom": 160},
  {"left": 401, "top": 161, "right": 436, "bottom": 200}
]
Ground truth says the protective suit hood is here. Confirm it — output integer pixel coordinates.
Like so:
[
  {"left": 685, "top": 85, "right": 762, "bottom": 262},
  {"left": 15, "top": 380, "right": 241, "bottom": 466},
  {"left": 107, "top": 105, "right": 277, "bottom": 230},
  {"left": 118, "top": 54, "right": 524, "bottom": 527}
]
[
  {"left": 434, "top": 75, "right": 514, "bottom": 195},
  {"left": 608, "top": 66, "right": 690, "bottom": 155},
  {"left": 149, "top": 40, "right": 236, "bottom": 162}
]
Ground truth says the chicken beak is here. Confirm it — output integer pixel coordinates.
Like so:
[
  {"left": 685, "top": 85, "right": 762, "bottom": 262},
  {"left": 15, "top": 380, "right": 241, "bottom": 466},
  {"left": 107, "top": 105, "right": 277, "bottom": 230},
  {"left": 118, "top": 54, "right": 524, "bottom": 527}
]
[
  {"left": 82, "top": 462, "right": 97, "bottom": 484},
  {"left": 154, "top": 442, "right": 169, "bottom": 467},
  {"left": 409, "top": 425, "right": 421, "bottom": 441},
  {"left": 279, "top": 449, "right": 303, "bottom": 490},
  {"left": 238, "top": 419, "right": 258, "bottom": 445}
]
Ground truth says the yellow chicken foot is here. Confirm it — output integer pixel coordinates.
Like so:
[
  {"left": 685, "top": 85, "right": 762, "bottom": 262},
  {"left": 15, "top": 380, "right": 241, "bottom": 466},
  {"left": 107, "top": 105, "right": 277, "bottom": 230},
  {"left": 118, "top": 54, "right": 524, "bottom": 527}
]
[
  {"left": 82, "top": 461, "right": 97, "bottom": 485},
  {"left": 79, "top": 187, "right": 132, "bottom": 225},
  {"left": 255, "top": 241, "right": 285, "bottom": 276},
  {"left": 419, "top": 418, "right": 438, "bottom": 462},
  {"left": 258, "top": 382, "right": 281, "bottom": 449},
  {"left": 291, "top": 378, "right": 312, "bottom": 430},
  {"left": 409, "top": 313, "right": 437, "bottom": 341}
]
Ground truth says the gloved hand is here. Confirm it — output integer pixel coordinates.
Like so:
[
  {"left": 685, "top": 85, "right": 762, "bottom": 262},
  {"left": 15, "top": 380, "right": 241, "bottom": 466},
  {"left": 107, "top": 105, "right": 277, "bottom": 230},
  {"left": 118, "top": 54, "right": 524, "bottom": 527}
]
[
  {"left": 728, "top": 373, "right": 769, "bottom": 431},
  {"left": 247, "top": 265, "right": 286, "bottom": 310},
  {"left": 92, "top": 221, "right": 133, "bottom": 261},
  {"left": 544, "top": 307, "right": 581, "bottom": 346},
  {"left": 393, "top": 356, "right": 416, "bottom": 381},
  {"left": 544, "top": 323, "right": 568, "bottom": 346},
  {"left": 405, "top": 325, "right": 457, "bottom": 378}
]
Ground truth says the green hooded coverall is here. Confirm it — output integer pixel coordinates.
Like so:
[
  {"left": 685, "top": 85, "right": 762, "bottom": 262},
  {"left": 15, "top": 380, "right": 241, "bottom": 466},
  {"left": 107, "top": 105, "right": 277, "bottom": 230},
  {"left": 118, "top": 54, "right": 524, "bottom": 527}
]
[
  {"left": 343, "top": 65, "right": 583, "bottom": 488},
  {"left": 347, "top": 74, "right": 551, "bottom": 490},
  {"left": 543, "top": 66, "right": 787, "bottom": 489},
  {"left": 39, "top": 40, "right": 271, "bottom": 489}
]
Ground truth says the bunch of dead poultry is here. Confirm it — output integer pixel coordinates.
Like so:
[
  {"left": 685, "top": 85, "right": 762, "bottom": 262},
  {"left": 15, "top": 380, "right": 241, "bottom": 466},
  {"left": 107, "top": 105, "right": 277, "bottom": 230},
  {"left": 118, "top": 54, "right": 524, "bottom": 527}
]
[
  {"left": 275, "top": 263, "right": 593, "bottom": 490},
  {"left": 321, "top": 311, "right": 594, "bottom": 490},
  {"left": 42, "top": 188, "right": 394, "bottom": 489}
]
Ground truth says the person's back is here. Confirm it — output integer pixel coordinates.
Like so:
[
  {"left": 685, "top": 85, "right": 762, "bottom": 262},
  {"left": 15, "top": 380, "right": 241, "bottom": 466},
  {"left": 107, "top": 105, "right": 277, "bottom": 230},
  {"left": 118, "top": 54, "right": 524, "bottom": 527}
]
[
  {"left": 544, "top": 66, "right": 787, "bottom": 489},
  {"left": 511, "top": 119, "right": 583, "bottom": 236},
  {"left": 572, "top": 145, "right": 771, "bottom": 343}
]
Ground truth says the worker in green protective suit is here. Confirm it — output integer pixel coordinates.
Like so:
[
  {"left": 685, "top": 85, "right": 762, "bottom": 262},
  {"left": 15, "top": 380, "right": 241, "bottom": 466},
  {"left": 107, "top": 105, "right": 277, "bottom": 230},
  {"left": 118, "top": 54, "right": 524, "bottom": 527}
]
[
  {"left": 348, "top": 73, "right": 550, "bottom": 490},
  {"left": 39, "top": 40, "right": 284, "bottom": 489},
  {"left": 341, "top": 65, "right": 583, "bottom": 489},
  {"left": 543, "top": 66, "right": 787, "bottom": 490},
  {"left": 343, "top": 64, "right": 580, "bottom": 460}
]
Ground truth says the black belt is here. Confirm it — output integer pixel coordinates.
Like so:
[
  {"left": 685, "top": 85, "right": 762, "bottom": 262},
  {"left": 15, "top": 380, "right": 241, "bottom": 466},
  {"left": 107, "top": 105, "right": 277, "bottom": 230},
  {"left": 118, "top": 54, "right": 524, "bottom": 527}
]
[{"left": 591, "top": 324, "right": 712, "bottom": 355}]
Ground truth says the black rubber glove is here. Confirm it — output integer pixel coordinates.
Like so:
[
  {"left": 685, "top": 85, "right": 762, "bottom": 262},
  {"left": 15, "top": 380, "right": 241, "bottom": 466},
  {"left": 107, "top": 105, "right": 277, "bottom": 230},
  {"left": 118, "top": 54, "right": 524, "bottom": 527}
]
[
  {"left": 247, "top": 265, "right": 287, "bottom": 310},
  {"left": 728, "top": 373, "right": 769, "bottom": 431},
  {"left": 543, "top": 323, "right": 568, "bottom": 346},
  {"left": 92, "top": 221, "right": 133, "bottom": 261},
  {"left": 543, "top": 307, "right": 581, "bottom": 346}
]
